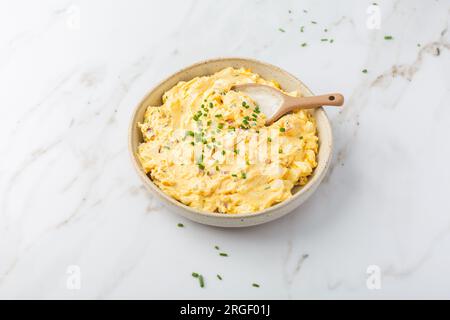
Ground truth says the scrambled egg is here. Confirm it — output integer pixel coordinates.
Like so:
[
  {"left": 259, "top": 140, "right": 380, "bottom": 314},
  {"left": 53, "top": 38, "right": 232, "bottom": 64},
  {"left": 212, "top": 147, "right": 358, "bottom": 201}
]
[{"left": 137, "top": 67, "right": 318, "bottom": 214}]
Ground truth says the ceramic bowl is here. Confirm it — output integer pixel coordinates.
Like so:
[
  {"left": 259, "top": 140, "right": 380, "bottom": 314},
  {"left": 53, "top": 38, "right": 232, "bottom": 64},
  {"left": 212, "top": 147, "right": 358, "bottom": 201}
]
[{"left": 129, "top": 58, "right": 333, "bottom": 227}]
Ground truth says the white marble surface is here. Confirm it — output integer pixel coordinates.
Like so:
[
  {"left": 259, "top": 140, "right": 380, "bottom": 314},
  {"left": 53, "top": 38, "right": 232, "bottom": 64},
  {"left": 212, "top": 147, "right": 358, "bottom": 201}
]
[{"left": 0, "top": 0, "right": 449, "bottom": 299}]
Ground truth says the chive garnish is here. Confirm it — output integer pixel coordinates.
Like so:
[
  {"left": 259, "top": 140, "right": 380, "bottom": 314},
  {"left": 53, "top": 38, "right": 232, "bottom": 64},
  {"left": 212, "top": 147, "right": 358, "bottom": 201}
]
[
  {"left": 301, "top": 42, "right": 307, "bottom": 47},
  {"left": 279, "top": 127, "right": 286, "bottom": 132},
  {"left": 214, "top": 245, "right": 220, "bottom": 250},
  {"left": 241, "top": 172, "right": 247, "bottom": 179},
  {"left": 177, "top": 223, "right": 184, "bottom": 228},
  {"left": 217, "top": 274, "right": 223, "bottom": 280},
  {"left": 219, "top": 252, "right": 228, "bottom": 257},
  {"left": 198, "top": 163, "right": 205, "bottom": 170},
  {"left": 278, "top": 28, "right": 285, "bottom": 33},
  {"left": 384, "top": 35, "right": 393, "bottom": 40},
  {"left": 192, "top": 272, "right": 199, "bottom": 278},
  {"left": 186, "top": 130, "right": 194, "bottom": 137},
  {"left": 362, "top": 69, "right": 368, "bottom": 73},
  {"left": 222, "top": 150, "right": 226, "bottom": 156},
  {"left": 199, "top": 275, "right": 205, "bottom": 288},
  {"left": 252, "top": 283, "right": 260, "bottom": 288}
]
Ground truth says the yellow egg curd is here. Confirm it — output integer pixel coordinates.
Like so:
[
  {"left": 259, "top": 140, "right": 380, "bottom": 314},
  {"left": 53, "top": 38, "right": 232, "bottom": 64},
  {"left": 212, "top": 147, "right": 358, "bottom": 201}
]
[{"left": 137, "top": 67, "right": 318, "bottom": 214}]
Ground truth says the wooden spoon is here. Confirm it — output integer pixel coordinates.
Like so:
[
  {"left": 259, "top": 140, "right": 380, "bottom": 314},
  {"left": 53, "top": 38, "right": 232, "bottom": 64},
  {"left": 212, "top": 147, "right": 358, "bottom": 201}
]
[{"left": 233, "top": 84, "right": 344, "bottom": 125}]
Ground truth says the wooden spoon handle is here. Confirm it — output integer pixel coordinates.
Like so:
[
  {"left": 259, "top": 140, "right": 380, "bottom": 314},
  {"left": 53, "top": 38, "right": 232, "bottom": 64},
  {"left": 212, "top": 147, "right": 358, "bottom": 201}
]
[
  {"left": 284, "top": 93, "right": 344, "bottom": 110},
  {"left": 267, "top": 93, "right": 344, "bottom": 125}
]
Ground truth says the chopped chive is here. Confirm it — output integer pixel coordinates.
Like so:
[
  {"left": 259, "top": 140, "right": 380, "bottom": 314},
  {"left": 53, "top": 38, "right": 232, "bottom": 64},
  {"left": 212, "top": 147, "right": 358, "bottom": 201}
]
[
  {"left": 207, "top": 120, "right": 212, "bottom": 126},
  {"left": 216, "top": 165, "right": 219, "bottom": 171},
  {"left": 177, "top": 223, "right": 184, "bottom": 228},
  {"left": 279, "top": 127, "right": 286, "bottom": 132},
  {"left": 215, "top": 114, "right": 222, "bottom": 118},
  {"left": 231, "top": 174, "right": 237, "bottom": 178},
  {"left": 214, "top": 245, "right": 220, "bottom": 250},
  {"left": 199, "top": 275, "right": 205, "bottom": 288},
  {"left": 218, "top": 123, "right": 224, "bottom": 129},
  {"left": 219, "top": 252, "right": 228, "bottom": 257},
  {"left": 192, "top": 272, "right": 199, "bottom": 278},
  {"left": 362, "top": 69, "right": 368, "bottom": 73},
  {"left": 241, "top": 172, "right": 247, "bottom": 179},
  {"left": 384, "top": 35, "right": 393, "bottom": 40},
  {"left": 279, "top": 147, "right": 283, "bottom": 153},
  {"left": 209, "top": 102, "right": 213, "bottom": 108},
  {"left": 278, "top": 28, "right": 285, "bottom": 33},
  {"left": 190, "top": 142, "right": 195, "bottom": 146},
  {"left": 222, "top": 150, "right": 226, "bottom": 156},
  {"left": 311, "top": 21, "right": 317, "bottom": 24},
  {"left": 186, "top": 130, "right": 195, "bottom": 137},
  {"left": 198, "top": 163, "right": 205, "bottom": 170},
  {"left": 300, "top": 26, "right": 305, "bottom": 32},
  {"left": 252, "top": 283, "right": 260, "bottom": 288},
  {"left": 268, "top": 137, "right": 272, "bottom": 142},
  {"left": 217, "top": 274, "right": 223, "bottom": 280},
  {"left": 324, "top": 28, "right": 328, "bottom": 32},
  {"left": 254, "top": 106, "right": 260, "bottom": 113},
  {"left": 321, "top": 38, "right": 328, "bottom": 42},
  {"left": 330, "top": 39, "right": 334, "bottom": 43}
]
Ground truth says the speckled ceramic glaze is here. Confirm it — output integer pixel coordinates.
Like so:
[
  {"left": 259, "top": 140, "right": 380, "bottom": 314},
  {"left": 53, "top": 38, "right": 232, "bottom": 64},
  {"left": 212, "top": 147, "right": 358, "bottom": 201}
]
[{"left": 129, "top": 58, "right": 333, "bottom": 227}]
